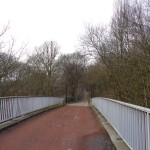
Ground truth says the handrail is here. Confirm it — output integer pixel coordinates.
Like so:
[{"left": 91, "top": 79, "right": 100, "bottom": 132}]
[
  {"left": 101, "top": 97, "right": 150, "bottom": 113},
  {"left": 0, "top": 96, "right": 63, "bottom": 99},
  {"left": 0, "top": 96, "right": 65, "bottom": 123},
  {"left": 92, "top": 97, "right": 150, "bottom": 150}
]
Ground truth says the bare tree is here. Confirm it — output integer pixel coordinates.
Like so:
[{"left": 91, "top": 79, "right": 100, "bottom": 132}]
[
  {"left": 0, "top": 24, "right": 26, "bottom": 96},
  {"left": 58, "top": 52, "right": 87, "bottom": 99},
  {"left": 80, "top": 0, "right": 150, "bottom": 107},
  {"left": 27, "top": 41, "right": 60, "bottom": 96},
  {"left": 80, "top": 24, "right": 109, "bottom": 60}
]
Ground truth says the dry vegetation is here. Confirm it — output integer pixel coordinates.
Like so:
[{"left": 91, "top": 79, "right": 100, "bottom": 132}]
[
  {"left": 0, "top": 0, "right": 149, "bottom": 107},
  {"left": 81, "top": 0, "right": 150, "bottom": 107}
]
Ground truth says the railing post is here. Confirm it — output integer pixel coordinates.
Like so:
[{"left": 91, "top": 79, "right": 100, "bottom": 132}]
[{"left": 147, "top": 112, "right": 150, "bottom": 150}]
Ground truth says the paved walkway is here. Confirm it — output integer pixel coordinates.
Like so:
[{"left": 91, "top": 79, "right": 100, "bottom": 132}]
[
  {"left": 0, "top": 102, "right": 115, "bottom": 150},
  {"left": 67, "top": 100, "right": 89, "bottom": 106}
]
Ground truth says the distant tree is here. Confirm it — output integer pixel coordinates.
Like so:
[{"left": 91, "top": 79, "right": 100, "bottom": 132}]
[
  {"left": 27, "top": 41, "right": 60, "bottom": 96},
  {"left": 0, "top": 24, "right": 25, "bottom": 96},
  {"left": 58, "top": 52, "right": 87, "bottom": 99}
]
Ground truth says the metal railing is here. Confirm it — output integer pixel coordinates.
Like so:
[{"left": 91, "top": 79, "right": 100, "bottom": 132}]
[
  {"left": 92, "top": 97, "right": 150, "bottom": 150},
  {"left": 0, "top": 96, "right": 64, "bottom": 123}
]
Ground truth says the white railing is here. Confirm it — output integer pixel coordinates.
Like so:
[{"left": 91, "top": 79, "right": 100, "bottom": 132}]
[
  {"left": 0, "top": 96, "right": 65, "bottom": 123},
  {"left": 92, "top": 97, "right": 150, "bottom": 150}
]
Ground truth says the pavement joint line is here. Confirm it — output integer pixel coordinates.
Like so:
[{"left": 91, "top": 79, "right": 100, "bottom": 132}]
[{"left": 90, "top": 104, "right": 130, "bottom": 150}]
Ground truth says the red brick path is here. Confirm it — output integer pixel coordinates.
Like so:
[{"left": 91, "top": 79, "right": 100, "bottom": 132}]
[{"left": 0, "top": 106, "right": 115, "bottom": 150}]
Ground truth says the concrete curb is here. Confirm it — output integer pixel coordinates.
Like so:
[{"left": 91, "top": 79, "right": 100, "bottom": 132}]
[
  {"left": 91, "top": 104, "right": 130, "bottom": 150},
  {"left": 0, "top": 102, "right": 65, "bottom": 131}
]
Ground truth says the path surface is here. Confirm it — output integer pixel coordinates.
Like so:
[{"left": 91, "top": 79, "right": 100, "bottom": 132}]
[
  {"left": 0, "top": 102, "right": 115, "bottom": 150},
  {"left": 67, "top": 100, "right": 89, "bottom": 106}
]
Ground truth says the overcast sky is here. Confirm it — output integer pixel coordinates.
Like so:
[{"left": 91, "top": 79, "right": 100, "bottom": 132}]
[{"left": 0, "top": 0, "right": 114, "bottom": 55}]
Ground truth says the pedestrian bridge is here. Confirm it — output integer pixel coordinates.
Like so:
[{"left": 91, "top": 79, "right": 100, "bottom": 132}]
[{"left": 0, "top": 96, "right": 149, "bottom": 150}]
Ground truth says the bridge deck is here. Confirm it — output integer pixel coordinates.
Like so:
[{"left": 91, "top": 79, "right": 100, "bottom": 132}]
[{"left": 0, "top": 102, "right": 115, "bottom": 150}]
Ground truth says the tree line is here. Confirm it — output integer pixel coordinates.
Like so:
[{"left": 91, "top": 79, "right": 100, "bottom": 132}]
[
  {"left": 0, "top": 35, "right": 86, "bottom": 99},
  {"left": 0, "top": 0, "right": 149, "bottom": 107},
  {"left": 81, "top": 0, "right": 150, "bottom": 107}
]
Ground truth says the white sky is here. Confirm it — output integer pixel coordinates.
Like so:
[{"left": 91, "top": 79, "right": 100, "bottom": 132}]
[{"left": 0, "top": 0, "right": 114, "bottom": 55}]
